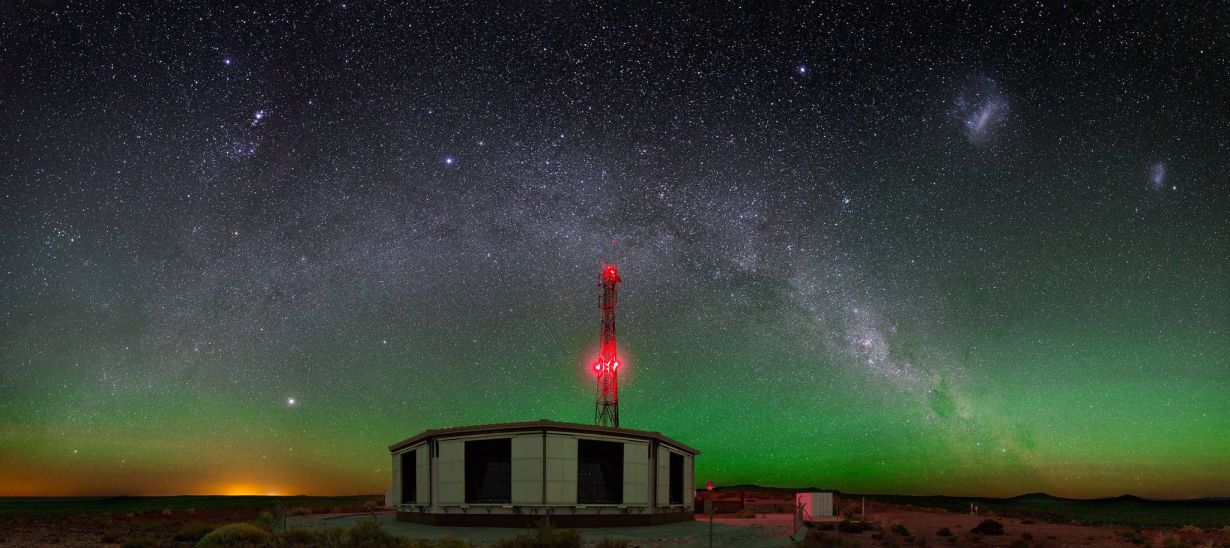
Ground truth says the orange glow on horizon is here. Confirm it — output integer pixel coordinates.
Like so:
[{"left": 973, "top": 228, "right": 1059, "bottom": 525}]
[{"left": 215, "top": 483, "right": 285, "bottom": 496}]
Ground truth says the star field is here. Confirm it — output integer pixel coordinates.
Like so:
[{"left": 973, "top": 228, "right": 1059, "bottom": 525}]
[{"left": 0, "top": 2, "right": 1227, "bottom": 498}]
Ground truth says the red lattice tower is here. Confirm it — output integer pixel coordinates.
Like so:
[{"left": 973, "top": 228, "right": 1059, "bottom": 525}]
[{"left": 593, "top": 263, "right": 622, "bottom": 428}]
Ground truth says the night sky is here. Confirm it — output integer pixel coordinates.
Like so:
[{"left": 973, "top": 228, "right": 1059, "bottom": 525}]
[{"left": 2, "top": 3, "right": 1227, "bottom": 499}]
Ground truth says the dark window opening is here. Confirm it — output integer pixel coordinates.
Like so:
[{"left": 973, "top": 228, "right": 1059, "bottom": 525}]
[
  {"left": 668, "top": 451, "right": 684, "bottom": 505},
  {"left": 577, "top": 440, "right": 623, "bottom": 504},
  {"left": 465, "top": 438, "right": 511, "bottom": 503},
  {"left": 400, "top": 450, "right": 417, "bottom": 504}
]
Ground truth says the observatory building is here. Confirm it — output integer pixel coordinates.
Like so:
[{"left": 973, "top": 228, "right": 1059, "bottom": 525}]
[
  {"left": 388, "top": 419, "right": 698, "bottom": 526},
  {"left": 388, "top": 264, "right": 698, "bottom": 526}
]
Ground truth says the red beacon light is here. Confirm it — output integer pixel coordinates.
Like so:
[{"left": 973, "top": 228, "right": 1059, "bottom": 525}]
[
  {"left": 593, "top": 360, "right": 620, "bottom": 372},
  {"left": 602, "top": 264, "right": 621, "bottom": 284}
]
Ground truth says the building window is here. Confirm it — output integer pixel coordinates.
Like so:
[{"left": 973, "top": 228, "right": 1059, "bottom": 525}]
[
  {"left": 669, "top": 451, "right": 684, "bottom": 505},
  {"left": 400, "top": 450, "right": 416, "bottom": 504},
  {"left": 465, "top": 438, "right": 511, "bottom": 503},
  {"left": 577, "top": 439, "right": 623, "bottom": 504}
]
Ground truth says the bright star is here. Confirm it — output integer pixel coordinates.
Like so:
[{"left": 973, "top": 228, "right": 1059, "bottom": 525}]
[
  {"left": 444, "top": 156, "right": 455, "bottom": 165},
  {"left": 797, "top": 64, "right": 808, "bottom": 75},
  {"left": 287, "top": 397, "right": 296, "bottom": 406}
]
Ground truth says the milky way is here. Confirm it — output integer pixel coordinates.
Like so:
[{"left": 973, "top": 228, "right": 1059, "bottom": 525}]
[{"left": 1, "top": 3, "right": 1227, "bottom": 498}]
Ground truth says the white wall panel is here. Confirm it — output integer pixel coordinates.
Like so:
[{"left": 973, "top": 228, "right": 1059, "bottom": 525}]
[
  {"left": 544, "top": 434, "right": 577, "bottom": 505},
  {"left": 683, "top": 454, "right": 694, "bottom": 510},
  {"left": 391, "top": 452, "right": 401, "bottom": 505},
  {"left": 416, "top": 445, "right": 430, "bottom": 504},
  {"left": 622, "top": 441, "right": 649, "bottom": 505},
  {"left": 436, "top": 439, "right": 465, "bottom": 505},
  {"left": 656, "top": 445, "right": 670, "bottom": 507},
  {"left": 511, "top": 434, "right": 544, "bottom": 504}
]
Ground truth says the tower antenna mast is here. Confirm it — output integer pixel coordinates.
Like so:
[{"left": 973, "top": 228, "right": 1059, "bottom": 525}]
[{"left": 594, "top": 262, "right": 622, "bottom": 427}]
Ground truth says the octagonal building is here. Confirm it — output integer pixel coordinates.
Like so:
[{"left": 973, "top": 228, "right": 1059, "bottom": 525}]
[{"left": 388, "top": 419, "right": 698, "bottom": 527}]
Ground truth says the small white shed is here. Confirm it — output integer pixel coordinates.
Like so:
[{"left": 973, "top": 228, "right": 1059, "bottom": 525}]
[{"left": 795, "top": 491, "right": 834, "bottom": 518}]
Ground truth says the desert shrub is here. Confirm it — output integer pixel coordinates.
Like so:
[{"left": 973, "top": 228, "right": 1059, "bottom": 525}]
[
  {"left": 804, "top": 529, "right": 859, "bottom": 547},
  {"left": 838, "top": 519, "right": 874, "bottom": 533},
  {"left": 136, "top": 520, "right": 164, "bottom": 532},
  {"left": 175, "top": 522, "right": 217, "bottom": 541},
  {"left": 734, "top": 508, "right": 756, "bottom": 519},
  {"left": 195, "top": 522, "right": 272, "bottom": 547},
  {"left": 288, "top": 506, "right": 313, "bottom": 516},
  {"left": 1020, "top": 532, "right": 1033, "bottom": 541},
  {"left": 594, "top": 539, "right": 630, "bottom": 548},
  {"left": 268, "top": 528, "right": 321, "bottom": 545},
  {"left": 404, "top": 541, "right": 470, "bottom": 548},
  {"left": 891, "top": 523, "right": 910, "bottom": 536},
  {"left": 251, "top": 511, "right": 276, "bottom": 531},
  {"left": 426, "top": 539, "right": 472, "bottom": 548},
  {"left": 100, "top": 531, "right": 123, "bottom": 543},
  {"left": 1007, "top": 540, "right": 1029, "bottom": 548},
  {"left": 1116, "top": 528, "right": 1151, "bottom": 545},
  {"left": 1159, "top": 534, "right": 1193, "bottom": 548},
  {"left": 935, "top": 527, "right": 953, "bottom": 537},
  {"left": 970, "top": 519, "right": 1004, "bottom": 535},
  {"left": 121, "top": 539, "right": 157, "bottom": 548},
  {"left": 312, "top": 527, "right": 349, "bottom": 547},
  {"left": 347, "top": 518, "right": 403, "bottom": 548},
  {"left": 492, "top": 522, "right": 582, "bottom": 548},
  {"left": 329, "top": 505, "right": 345, "bottom": 514}
]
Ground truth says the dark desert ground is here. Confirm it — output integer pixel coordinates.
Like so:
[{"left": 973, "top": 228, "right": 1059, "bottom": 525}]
[{"left": 3, "top": 491, "right": 1229, "bottom": 547}]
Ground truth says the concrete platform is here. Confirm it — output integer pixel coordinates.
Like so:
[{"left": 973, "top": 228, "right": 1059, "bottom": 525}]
[{"left": 289, "top": 513, "right": 795, "bottom": 546}]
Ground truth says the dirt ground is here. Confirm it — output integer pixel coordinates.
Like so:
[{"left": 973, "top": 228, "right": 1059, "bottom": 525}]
[
  {"left": 2, "top": 503, "right": 1228, "bottom": 546},
  {"left": 796, "top": 506, "right": 1230, "bottom": 547},
  {"left": 0, "top": 507, "right": 263, "bottom": 546}
]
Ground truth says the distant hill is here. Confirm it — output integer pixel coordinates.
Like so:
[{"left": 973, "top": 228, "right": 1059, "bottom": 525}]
[
  {"left": 705, "top": 486, "right": 1230, "bottom": 527},
  {"left": 0, "top": 495, "right": 380, "bottom": 517},
  {"left": 712, "top": 485, "right": 1226, "bottom": 505}
]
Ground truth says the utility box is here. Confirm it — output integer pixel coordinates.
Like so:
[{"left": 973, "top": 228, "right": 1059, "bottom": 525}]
[{"left": 795, "top": 491, "right": 834, "bottom": 518}]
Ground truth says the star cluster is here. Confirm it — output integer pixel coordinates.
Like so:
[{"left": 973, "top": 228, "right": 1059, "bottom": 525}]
[{"left": 0, "top": 2, "right": 1227, "bottom": 498}]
